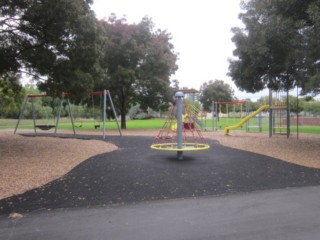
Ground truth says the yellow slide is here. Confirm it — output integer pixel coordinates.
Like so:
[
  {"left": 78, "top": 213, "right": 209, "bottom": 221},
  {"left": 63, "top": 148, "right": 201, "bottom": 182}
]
[{"left": 224, "top": 105, "right": 269, "bottom": 135}]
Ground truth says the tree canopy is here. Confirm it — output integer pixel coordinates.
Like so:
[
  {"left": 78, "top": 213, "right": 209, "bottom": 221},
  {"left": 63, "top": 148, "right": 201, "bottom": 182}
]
[
  {"left": 0, "top": 0, "right": 104, "bottom": 97},
  {"left": 0, "top": 73, "right": 24, "bottom": 117},
  {"left": 199, "top": 80, "right": 234, "bottom": 112},
  {"left": 229, "top": 0, "right": 320, "bottom": 96},
  {"left": 1, "top": 2, "right": 178, "bottom": 127},
  {"left": 100, "top": 16, "right": 178, "bottom": 128}
]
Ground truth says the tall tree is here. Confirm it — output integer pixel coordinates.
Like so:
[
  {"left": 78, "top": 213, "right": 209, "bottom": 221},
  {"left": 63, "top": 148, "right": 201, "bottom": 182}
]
[
  {"left": 287, "top": 95, "right": 304, "bottom": 114},
  {"left": 100, "top": 16, "right": 178, "bottom": 129},
  {"left": 301, "top": 2, "right": 320, "bottom": 95},
  {"left": 0, "top": 73, "right": 24, "bottom": 118},
  {"left": 0, "top": 0, "right": 104, "bottom": 97},
  {"left": 229, "top": 0, "right": 320, "bottom": 96},
  {"left": 199, "top": 80, "right": 234, "bottom": 112}
]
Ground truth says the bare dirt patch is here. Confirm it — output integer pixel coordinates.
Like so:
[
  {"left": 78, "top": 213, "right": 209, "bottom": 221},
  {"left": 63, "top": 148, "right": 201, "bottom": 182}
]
[{"left": 0, "top": 129, "right": 319, "bottom": 200}]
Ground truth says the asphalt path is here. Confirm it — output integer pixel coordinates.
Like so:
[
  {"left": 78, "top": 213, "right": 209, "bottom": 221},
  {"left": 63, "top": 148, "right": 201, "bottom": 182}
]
[
  {"left": 1, "top": 186, "right": 320, "bottom": 240},
  {"left": 0, "top": 135, "right": 320, "bottom": 239}
]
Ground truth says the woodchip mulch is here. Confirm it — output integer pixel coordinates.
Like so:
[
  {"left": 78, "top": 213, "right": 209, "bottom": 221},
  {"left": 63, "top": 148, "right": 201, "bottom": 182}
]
[
  {"left": 0, "top": 129, "right": 319, "bottom": 200},
  {"left": 203, "top": 131, "right": 320, "bottom": 169},
  {"left": 0, "top": 130, "right": 117, "bottom": 199}
]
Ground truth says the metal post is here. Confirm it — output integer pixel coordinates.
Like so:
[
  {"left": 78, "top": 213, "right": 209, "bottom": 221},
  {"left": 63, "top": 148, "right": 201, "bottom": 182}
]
[
  {"left": 31, "top": 97, "right": 37, "bottom": 135},
  {"left": 269, "top": 89, "right": 272, "bottom": 138},
  {"left": 67, "top": 98, "right": 76, "bottom": 135},
  {"left": 296, "top": 86, "right": 299, "bottom": 140},
  {"left": 103, "top": 90, "right": 107, "bottom": 139},
  {"left": 286, "top": 88, "right": 290, "bottom": 138},
  {"left": 107, "top": 90, "right": 122, "bottom": 136},
  {"left": 55, "top": 95, "right": 64, "bottom": 135},
  {"left": 212, "top": 102, "right": 215, "bottom": 131},
  {"left": 246, "top": 101, "right": 249, "bottom": 132},
  {"left": 215, "top": 102, "right": 218, "bottom": 130},
  {"left": 259, "top": 111, "right": 262, "bottom": 132},
  {"left": 14, "top": 95, "right": 28, "bottom": 134},
  {"left": 175, "top": 91, "right": 184, "bottom": 160}
]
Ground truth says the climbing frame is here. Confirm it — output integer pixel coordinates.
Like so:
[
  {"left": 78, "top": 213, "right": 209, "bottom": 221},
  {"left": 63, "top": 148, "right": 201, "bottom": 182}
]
[{"left": 151, "top": 92, "right": 209, "bottom": 160}]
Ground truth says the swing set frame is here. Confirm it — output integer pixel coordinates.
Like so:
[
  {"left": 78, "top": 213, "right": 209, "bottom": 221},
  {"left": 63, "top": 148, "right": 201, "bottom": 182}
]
[
  {"left": 89, "top": 90, "right": 122, "bottom": 138},
  {"left": 14, "top": 90, "right": 122, "bottom": 139},
  {"left": 14, "top": 92, "right": 74, "bottom": 135}
]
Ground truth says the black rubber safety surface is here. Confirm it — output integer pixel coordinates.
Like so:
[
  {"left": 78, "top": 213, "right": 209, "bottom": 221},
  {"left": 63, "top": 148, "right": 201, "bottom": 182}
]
[{"left": 1, "top": 135, "right": 320, "bottom": 215}]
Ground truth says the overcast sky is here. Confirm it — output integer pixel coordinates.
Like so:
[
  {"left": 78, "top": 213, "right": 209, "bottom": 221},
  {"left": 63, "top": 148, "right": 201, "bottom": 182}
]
[{"left": 91, "top": 0, "right": 269, "bottom": 100}]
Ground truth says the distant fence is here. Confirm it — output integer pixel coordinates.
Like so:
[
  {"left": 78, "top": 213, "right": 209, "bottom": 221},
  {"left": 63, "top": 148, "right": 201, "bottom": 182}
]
[{"left": 291, "top": 117, "right": 320, "bottom": 126}]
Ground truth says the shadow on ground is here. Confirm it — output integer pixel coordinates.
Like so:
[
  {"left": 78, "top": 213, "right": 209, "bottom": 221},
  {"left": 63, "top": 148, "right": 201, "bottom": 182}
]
[{"left": 1, "top": 135, "right": 320, "bottom": 214}]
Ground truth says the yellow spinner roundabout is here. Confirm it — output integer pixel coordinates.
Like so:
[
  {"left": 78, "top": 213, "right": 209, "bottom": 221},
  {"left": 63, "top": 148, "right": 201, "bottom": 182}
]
[{"left": 150, "top": 91, "right": 210, "bottom": 160}]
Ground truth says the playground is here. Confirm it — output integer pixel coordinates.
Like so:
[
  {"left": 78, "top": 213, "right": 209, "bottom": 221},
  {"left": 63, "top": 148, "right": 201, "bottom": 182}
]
[
  {"left": 1, "top": 91, "right": 320, "bottom": 239},
  {"left": 0, "top": 129, "right": 319, "bottom": 202},
  {"left": 1, "top": 125, "right": 320, "bottom": 239},
  {"left": 1, "top": 89, "right": 319, "bottom": 204}
]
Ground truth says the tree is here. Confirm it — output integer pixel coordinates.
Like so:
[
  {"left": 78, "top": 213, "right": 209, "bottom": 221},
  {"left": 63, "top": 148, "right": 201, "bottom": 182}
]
[
  {"left": 0, "top": 0, "right": 104, "bottom": 97},
  {"left": 301, "top": 2, "right": 320, "bottom": 95},
  {"left": 229, "top": 0, "right": 320, "bottom": 96},
  {"left": 0, "top": 73, "right": 24, "bottom": 117},
  {"left": 244, "top": 98, "right": 260, "bottom": 112},
  {"left": 100, "top": 16, "right": 178, "bottom": 129},
  {"left": 303, "top": 99, "right": 320, "bottom": 115},
  {"left": 199, "top": 80, "right": 234, "bottom": 112},
  {"left": 288, "top": 95, "right": 304, "bottom": 114}
]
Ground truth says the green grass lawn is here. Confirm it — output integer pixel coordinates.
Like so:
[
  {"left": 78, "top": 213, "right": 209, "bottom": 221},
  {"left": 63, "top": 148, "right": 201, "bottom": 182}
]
[
  {"left": 290, "top": 125, "right": 320, "bottom": 134},
  {"left": 1, "top": 118, "right": 319, "bottom": 134},
  {"left": 58, "top": 119, "right": 166, "bottom": 130},
  {"left": 0, "top": 118, "right": 166, "bottom": 131}
]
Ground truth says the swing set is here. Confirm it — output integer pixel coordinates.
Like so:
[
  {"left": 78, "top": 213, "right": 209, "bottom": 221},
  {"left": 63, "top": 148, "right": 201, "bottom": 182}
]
[
  {"left": 14, "top": 92, "right": 74, "bottom": 135},
  {"left": 14, "top": 90, "right": 122, "bottom": 139},
  {"left": 87, "top": 90, "right": 122, "bottom": 137}
]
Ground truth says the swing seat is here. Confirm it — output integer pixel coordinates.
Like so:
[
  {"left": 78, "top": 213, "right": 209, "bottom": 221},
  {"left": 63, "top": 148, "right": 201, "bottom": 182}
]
[{"left": 35, "top": 125, "right": 56, "bottom": 130}]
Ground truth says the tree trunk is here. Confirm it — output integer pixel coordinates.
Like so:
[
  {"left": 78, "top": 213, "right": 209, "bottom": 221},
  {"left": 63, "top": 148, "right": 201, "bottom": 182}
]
[
  {"left": 120, "top": 110, "right": 126, "bottom": 129},
  {"left": 120, "top": 92, "right": 127, "bottom": 129}
]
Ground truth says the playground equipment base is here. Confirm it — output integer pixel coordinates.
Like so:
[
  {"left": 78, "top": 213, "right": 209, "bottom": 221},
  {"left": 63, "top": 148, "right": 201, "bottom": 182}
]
[{"left": 150, "top": 143, "right": 210, "bottom": 151}]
